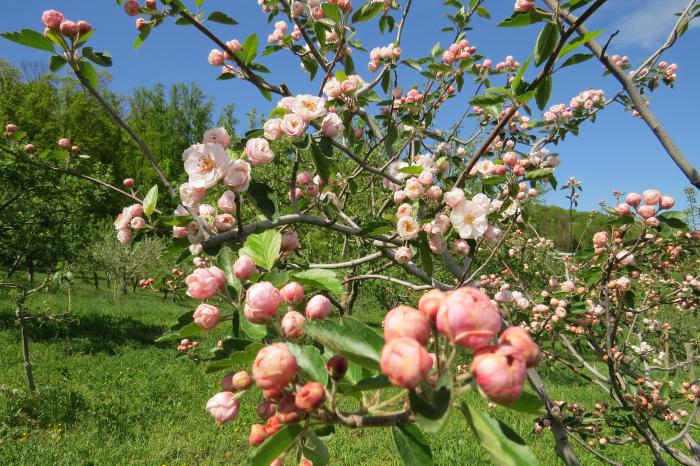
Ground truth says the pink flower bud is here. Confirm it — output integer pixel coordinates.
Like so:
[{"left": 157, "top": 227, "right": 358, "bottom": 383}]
[
  {"left": 645, "top": 216, "right": 660, "bottom": 227},
  {"left": 185, "top": 266, "right": 226, "bottom": 299},
  {"left": 249, "top": 424, "right": 268, "bottom": 446},
  {"left": 203, "top": 127, "right": 230, "bottom": 148},
  {"left": 626, "top": 192, "right": 641, "bottom": 206},
  {"left": 208, "top": 49, "right": 225, "bottom": 66},
  {"left": 116, "top": 228, "right": 133, "bottom": 245},
  {"left": 281, "top": 310, "right": 306, "bottom": 338},
  {"left": 394, "top": 246, "right": 413, "bottom": 264},
  {"left": 205, "top": 391, "right": 239, "bottom": 425},
  {"left": 145, "top": 0, "right": 157, "bottom": 9},
  {"left": 383, "top": 305, "right": 431, "bottom": 344},
  {"left": 615, "top": 203, "right": 631, "bottom": 215},
  {"left": 77, "top": 21, "right": 92, "bottom": 34},
  {"left": 453, "top": 239, "right": 470, "bottom": 255},
  {"left": 296, "top": 171, "right": 312, "bottom": 186},
  {"left": 24, "top": 144, "right": 36, "bottom": 154},
  {"left": 275, "top": 394, "right": 301, "bottom": 424},
  {"left": 246, "top": 281, "right": 283, "bottom": 321},
  {"left": 173, "top": 226, "right": 187, "bottom": 238},
  {"left": 499, "top": 326, "right": 541, "bottom": 368},
  {"left": 306, "top": 295, "right": 331, "bottom": 320},
  {"left": 418, "top": 289, "right": 446, "bottom": 321},
  {"left": 257, "top": 401, "right": 276, "bottom": 421},
  {"left": 295, "top": 381, "right": 326, "bottom": 412},
  {"left": 326, "top": 355, "right": 348, "bottom": 380},
  {"left": 642, "top": 189, "right": 660, "bottom": 205},
  {"left": 436, "top": 286, "right": 501, "bottom": 349},
  {"left": 214, "top": 214, "right": 235, "bottom": 232},
  {"left": 135, "top": 18, "right": 147, "bottom": 31},
  {"left": 123, "top": 178, "right": 135, "bottom": 187},
  {"left": 444, "top": 188, "right": 466, "bottom": 208},
  {"left": 193, "top": 303, "right": 221, "bottom": 330},
  {"left": 426, "top": 185, "right": 443, "bottom": 201},
  {"left": 659, "top": 195, "right": 675, "bottom": 209},
  {"left": 637, "top": 205, "right": 656, "bottom": 219},
  {"left": 380, "top": 337, "right": 433, "bottom": 389},
  {"left": 280, "top": 282, "right": 305, "bottom": 304},
  {"left": 471, "top": 344, "right": 527, "bottom": 404},
  {"left": 234, "top": 255, "right": 255, "bottom": 280},
  {"left": 231, "top": 370, "right": 253, "bottom": 391},
  {"left": 253, "top": 343, "right": 298, "bottom": 390},
  {"left": 130, "top": 216, "right": 145, "bottom": 229},
  {"left": 217, "top": 190, "right": 237, "bottom": 213},
  {"left": 42, "top": 10, "right": 65, "bottom": 30},
  {"left": 58, "top": 138, "right": 71, "bottom": 150},
  {"left": 281, "top": 231, "right": 300, "bottom": 251},
  {"left": 124, "top": 0, "right": 140, "bottom": 16}
]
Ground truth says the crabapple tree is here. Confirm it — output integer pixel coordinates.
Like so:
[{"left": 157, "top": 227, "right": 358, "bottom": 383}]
[{"left": 2, "top": 0, "right": 700, "bottom": 465}]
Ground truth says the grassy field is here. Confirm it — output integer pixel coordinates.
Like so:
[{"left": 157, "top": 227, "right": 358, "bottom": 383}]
[{"left": 0, "top": 276, "right": 680, "bottom": 465}]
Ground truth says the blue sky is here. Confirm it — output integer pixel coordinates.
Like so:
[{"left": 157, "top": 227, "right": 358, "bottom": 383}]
[{"left": 1, "top": 0, "right": 698, "bottom": 210}]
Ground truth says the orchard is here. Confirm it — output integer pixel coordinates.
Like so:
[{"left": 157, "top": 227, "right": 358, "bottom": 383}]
[{"left": 1, "top": 1, "right": 699, "bottom": 465}]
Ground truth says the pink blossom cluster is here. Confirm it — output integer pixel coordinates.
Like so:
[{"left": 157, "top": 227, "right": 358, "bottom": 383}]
[
  {"left": 612, "top": 189, "right": 675, "bottom": 228},
  {"left": 177, "top": 338, "right": 199, "bottom": 352},
  {"left": 113, "top": 203, "right": 146, "bottom": 245},
  {"left": 267, "top": 21, "right": 290, "bottom": 44},
  {"left": 41, "top": 9, "right": 91, "bottom": 38},
  {"left": 391, "top": 88, "right": 425, "bottom": 110},
  {"left": 263, "top": 94, "right": 328, "bottom": 141},
  {"left": 323, "top": 74, "right": 364, "bottom": 100},
  {"left": 441, "top": 39, "right": 476, "bottom": 65},
  {"left": 122, "top": 1, "right": 158, "bottom": 30},
  {"left": 610, "top": 54, "right": 629, "bottom": 68},
  {"left": 657, "top": 61, "right": 679, "bottom": 82},
  {"left": 138, "top": 277, "right": 155, "bottom": 289},
  {"left": 185, "top": 265, "right": 226, "bottom": 300},
  {"left": 569, "top": 89, "right": 605, "bottom": 113},
  {"left": 514, "top": 0, "right": 535, "bottom": 11},
  {"left": 368, "top": 43, "right": 401, "bottom": 73}
]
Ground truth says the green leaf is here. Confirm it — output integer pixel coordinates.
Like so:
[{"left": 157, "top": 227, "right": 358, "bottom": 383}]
[
  {"left": 239, "top": 229, "right": 281, "bottom": 271},
  {"left": 303, "top": 318, "right": 383, "bottom": 371},
  {"left": 360, "top": 221, "right": 393, "bottom": 236},
  {"left": 259, "top": 270, "right": 289, "bottom": 288},
  {"left": 82, "top": 47, "right": 113, "bottom": 67},
  {"left": 1, "top": 29, "right": 55, "bottom": 52},
  {"left": 560, "top": 53, "right": 594, "bottom": 68},
  {"left": 511, "top": 56, "right": 531, "bottom": 93},
  {"left": 208, "top": 11, "right": 238, "bottom": 25},
  {"left": 470, "top": 93, "right": 506, "bottom": 106},
  {"left": 310, "top": 140, "right": 333, "bottom": 183},
  {"left": 49, "top": 55, "right": 67, "bottom": 72},
  {"left": 246, "top": 424, "right": 304, "bottom": 466},
  {"left": 205, "top": 342, "right": 264, "bottom": 373},
  {"left": 558, "top": 30, "right": 602, "bottom": 57},
  {"left": 351, "top": 1, "right": 383, "bottom": 23},
  {"left": 156, "top": 322, "right": 201, "bottom": 342},
  {"left": 535, "top": 75, "right": 552, "bottom": 111},
  {"left": 286, "top": 343, "right": 329, "bottom": 385},
  {"left": 534, "top": 22, "right": 560, "bottom": 66},
  {"left": 399, "top": 165, "right": 424, "bottom": 175},
  {"left": 78, "top": 60, "right": 99, "bottom": 89},
  {"left": 134, "top": 24, "right": 152, "bottom": 49},
  {"left": 240, "top": 317, "right": 268, "bottom": 340},
  {"left": 216, "top": 246, "right": 243, "bottom": 293},
  {"left": 142, "top": 185, "right": 158, "bottom": 218},
  {"left": 659, "top": 211, "right": 689, "bottom": 230},
  {"left": 247, "top": 180, "right": 278, "bottom": 220},
  {"left": 409, "top": 371, "right": 452, "bottom": 433},
  {"left": 240, "top": 33, "right": 259, "bottom": 65},
  {"left": 392, "top": 424, "right": 434, "bottom": 466},
  {"left": 302, "top": 431, "right": 330, "bottom": 466},
  {"left": 497, "top": 391, "right": 545, "bottom": 415},
  {"left": 418, "top": 240, "right": 433, "bottom": 276},
  {"left": 498, "top": 11, "right": 548, "bottom": 27},
  {"left": 524, "top": 168, "right": 554, "bottom": 181},
  {"left": 292, "top": 269, "right": 343, "bottom": 295},
  {"left": 460, "top": 403, "right": 541, "bottom": 466},
  {"left": 321, "top": 3, "right": 342, "bottom": 23},
  {"left": 341, "top": 374, "right": 391, "bottom": 393}
]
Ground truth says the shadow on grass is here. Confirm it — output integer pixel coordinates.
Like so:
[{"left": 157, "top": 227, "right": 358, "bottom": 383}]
[{"left": 0, "top": 310, "right": 166, "bottom": 354}]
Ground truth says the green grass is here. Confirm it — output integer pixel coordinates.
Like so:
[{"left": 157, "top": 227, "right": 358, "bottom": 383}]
[{"left": 0, "top": 277, "right": 678, "bottom": 465}]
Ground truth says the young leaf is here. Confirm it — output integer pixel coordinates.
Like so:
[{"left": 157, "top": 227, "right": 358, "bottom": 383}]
[
  {"left": 303, "top": 318, "right": 383, "bottom": 370},
  {"left": 302, "top": 432, "right": 330, "bottom": 466},
  {"left": 391, "top": 424, "right": 434, "bottom": 466},
  {"left": 240, "top": 317, "right": 268, "bottom": 340},
  {"left": 292, "top": 269, "right": 343, "bottom": 294},
  {"left": 240, "top": 33, "right": 259, "bottom": 65},
  {"left": 535, "top": 75, "right": 552, "bottom": 111},
  {"left": 1, "top": 29, "right": 55, "bottom": 52},
  {"left": 560, "top": 53, "right": 594, "bottom": 68},
  {"left": 409, "top": 371, "right": 453, "bottom": 433},
  {"left": 246, "top": 425, "right": 304, "bottom": 466},
  {"left": 497, "top": 391, "right": 545, "bottom": 415},
  {"left": 510, "top": 56, "right": 531, "bottom": 93},
  {"left": 49, "top": 55, "right": 67, "bottom": 72},
  {"left": 142, "top": 185, "right": 158, "bottom": 217},
  {"left": 246, "top": 180, "right": 278, "bottom": 220},
  {"left": 497, "top": 11, "right": 548, "bottom": 27},
  {"left": 558, "top": 30, "right": 602, "bottom": 57},
  {"left": 239, "top": 229, "right": 281, "bottom": 271},
  {"left": 156, "top": 322, "right": 201, "bottom": 342},
  {"left": 205, "top": 342, "right": 264, "bottom": 373},
  {"left": 321, "top": 3, "right": 342, "bottom": 23},
  {"left": 286, "top": 343, "right": 329, "bottom": 385},
  {"left": 78, "top": 60, "right": 99, "bottom": 89},
  {"left": 208, "top": 11, "right": 238, "bottom": 25},
  {"left": 351, "top": 1, "right": 383, "bottom": 23},
  {"left": 216, "top": 246, "right": 243, "bottom": 292},
  {"left": 310, "top": 140, "right": 333, "bottom": 183},
  {"left": 534, "top": 22, "right": 560, "bottom": 66},
  {"left": 460, "top": 403, "right": 541, "bottom": 466},
  {"left": 82, "top": 47, "right": 113, "bottom": 67}
]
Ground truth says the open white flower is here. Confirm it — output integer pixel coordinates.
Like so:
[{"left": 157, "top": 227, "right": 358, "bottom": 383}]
[
  {"left": 183, "top": 143, "right": 230, "bottom": 189},
  {"left": 224, "top": 159, "right": 252, "bottom": 192},
  {"left": 397, "top": 216, "right": 420, "bottom": 240},
  {"left": 450, "top": 199, "right": 489, "bottom": 239},
  {"left": 292, "top": 94, "right": 327, "bottom": 121}
]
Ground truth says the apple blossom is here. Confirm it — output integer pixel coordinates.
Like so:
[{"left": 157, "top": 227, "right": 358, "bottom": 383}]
[
  {"left": 280, "top": 282, "right": 304, "bottom": 305},
  {"left": 499, "top": 327, "right": 541, "bottom": 368},
  {"left": 292, "top": 94, "right": 327, "bottom": 121},
  {"left": 281, "top": 311, "right": 306, "bottom": 338},
  {"left": 263, "top": 118, "right": 283, "bottom": 140},
  {"left": 450, "top": 199, "right": 489, "bottom": 239},
  {"left": 246, "top": 282, "right": 283, "bottom": 321},
  {"left": 471, "top": 344, "right": 527, "bottom": 404},
  {"left": 306, "top": 295, "right": 331, "bottom": 320},
  {"left": 394, "top": 246, "right": 413, "bottom": 264},
  {"left": 245, "top": 138, "right": 275, "bottom": 166},
  {"left": 383, "top": 305, "right": 431, "bottom": 344},
  {"left": 436, "top": 286, "right": 501, "bottom": 349},
  {"left": 206, "top": 391, "right": 239, "bottom": 425},
  {"left": 182, "top": 143, "right": 229, "bottom": 189},
  {"left": 224, "top": 159, "right": 252, "bottom": 192},
  {"left": 252, "top": 343, "right": 298, "bottom": 390},
  {"left": 380, "top": 337, "right": 433, "bottom": 389},
  {"left": 321, "top": 113, "right": 344, "bottom": 138},
  {"left": 396, "top": 216, "right": 420, "bottom": 240},
  {"left": 281, "top": 113, "right": 308, "bottom": 138},
  {"left": 295, "top": 382, "right": 326, "bottom": 412},
  {"left": 203, "top": 127, "right": 230, "bottom": 148}
]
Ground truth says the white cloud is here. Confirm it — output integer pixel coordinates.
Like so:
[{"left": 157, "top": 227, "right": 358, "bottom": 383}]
[{"left": 610, "top": 0, "right": 698, "bottom": 48}]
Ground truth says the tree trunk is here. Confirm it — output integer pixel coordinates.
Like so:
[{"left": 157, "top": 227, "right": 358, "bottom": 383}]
[
  {"left": 26, "top": 257, "right": 34, "bottom": 283},
  {"left": 6, "top": 255, "right": 21, "bottom": 278},
  {"left": 16, "top": 306, "right": 36, "bottom": 392},
  {"left": 93, "top": 271, "right": 99, "bottom": 289}
]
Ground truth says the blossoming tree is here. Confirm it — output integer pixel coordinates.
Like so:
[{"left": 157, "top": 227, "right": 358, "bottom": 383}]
[{"left": 2, "top": 0, "right": 700, "bottom": 464}]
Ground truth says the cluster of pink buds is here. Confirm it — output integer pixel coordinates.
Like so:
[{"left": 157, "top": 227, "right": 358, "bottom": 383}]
[
  {"left": 610, "top": 54, "right": 629, "bottom": 68},
  {"left": 658, "top": 61, "right": 679, "bottom": 82},
  {"left": 327, "top": 0, "right": 353, "bottom": 12},
  {"left": 177, "top": 338, "right": 199, "bottom": 352},
  {"left": 368, "top": 43, "right": 401, "bottom": 73},
  {"left": 267, "top": 21, "right": 289, "bottom": 44},
  {"left": 290, "top": 171, "right": 324, "bottom": 200},
  {"left": 57, "top": 137, "right": 80, "bottom": 155},
  {"left": 41, "top": 9, "right": 91, "bottom": 38},
  {"left": 495, "top": 55, "right": 520, "bottom": 72},
  {"left": 514, "top": 0, "right": 535, "bottom": 11},
  {"left": 569, "top": 89, "right": 605, "bottom": 113},
  {"left": 138, "top": 277, "right": 155, "bottom": 289},
  {"left": 185, "top": 265, "right": 226, "bottom": 300},
  {"left": 442, "top": 39, "right": 476, "bottom": 65},
  {"left": 323, "top": 74, "right": 364, "bottom": 100},
  {"left": 263, "top": 94, "right": 328, "bottom": 141},
  {"left": 614, "top": 189, "right": 675, "bottom": 227},
  {"left": 113, "top": 203, "right": 146, "bottom": 245},
  {"left": 2, "top": 124, "right": 36, "bottom": 154},
  {"left": 392, "top": 88, "right": 425, "bottom": 109},
  {"left": 123, "top": 1, "right": 157, "bottom": 31}
]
